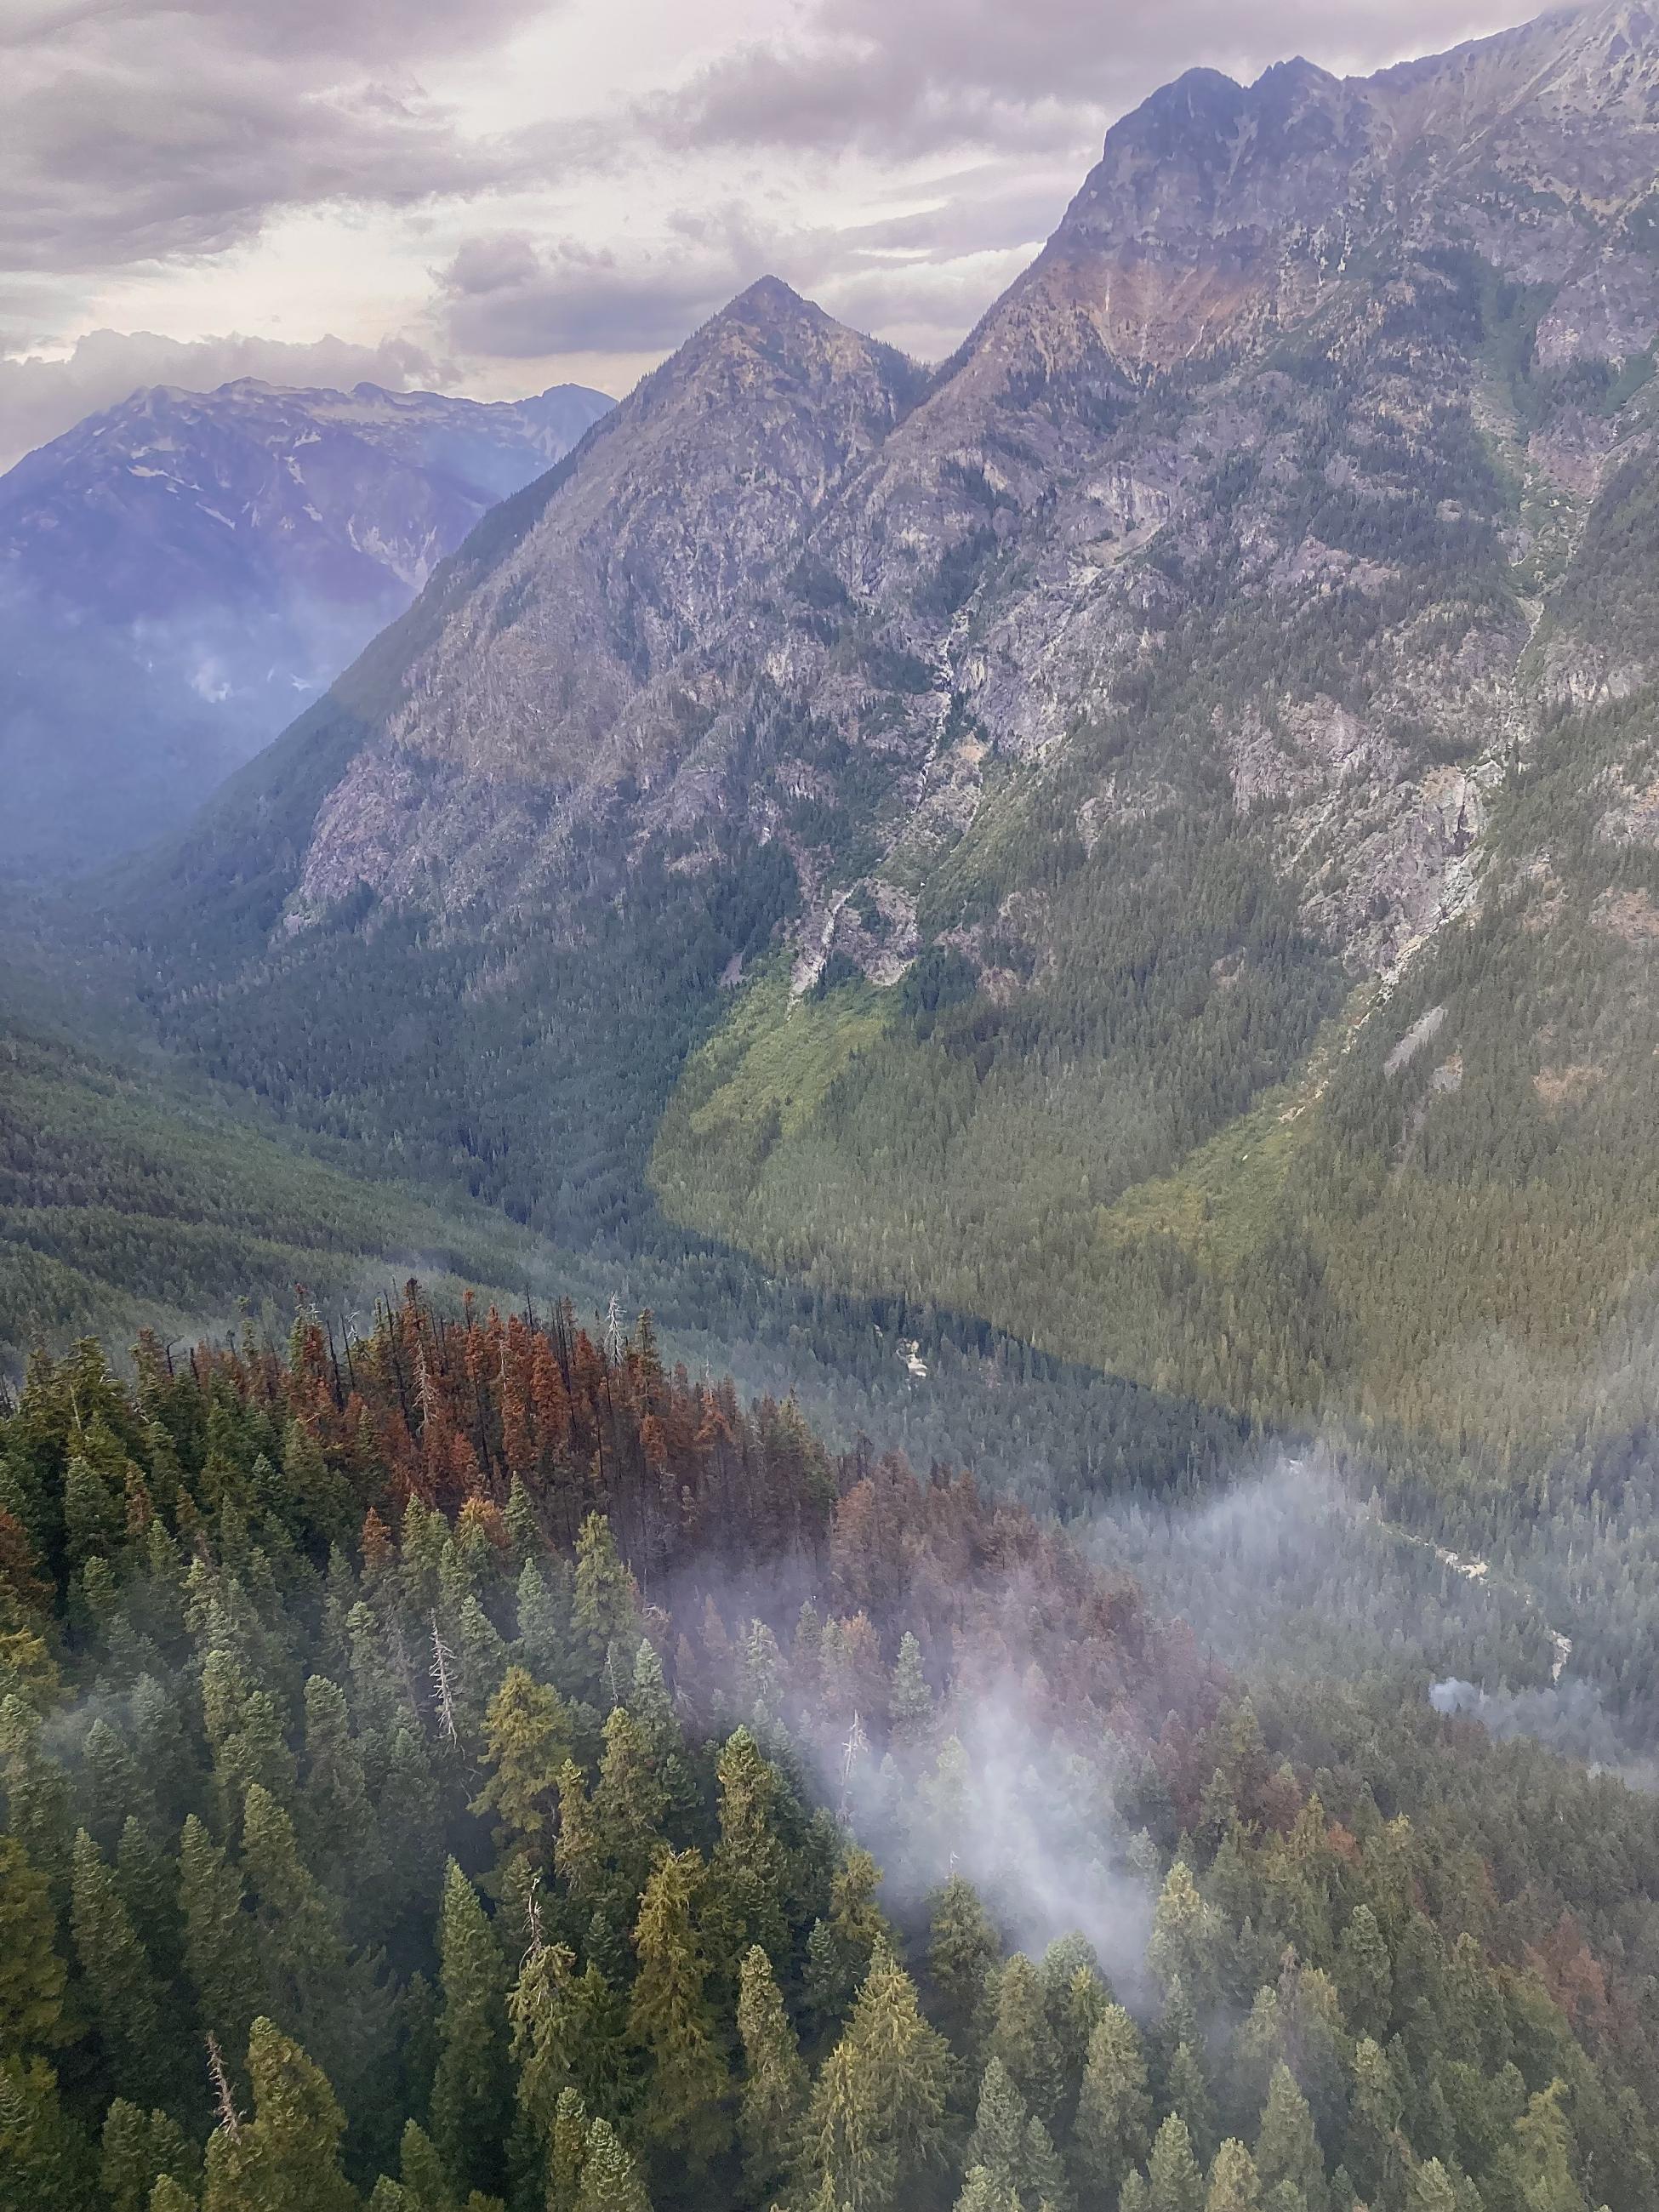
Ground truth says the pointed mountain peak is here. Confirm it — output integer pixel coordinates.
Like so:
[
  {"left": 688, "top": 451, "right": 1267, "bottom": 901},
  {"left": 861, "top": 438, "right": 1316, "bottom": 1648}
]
[{"left": 727, "top": 272, "right": 811, "bottom": 321}]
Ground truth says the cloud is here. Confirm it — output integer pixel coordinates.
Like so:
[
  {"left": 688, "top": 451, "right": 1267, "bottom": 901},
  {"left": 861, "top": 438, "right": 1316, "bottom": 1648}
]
[
  {"left": 0, "top": 328, "right": 442, "bottom": 473},
  {"left": 0, "top": 0, "right": 550, "bottom": 295},
  {"left": 435, "top": 225, "right": 770, "bottom": 359},
  {"left": 654, "top": 0, "right": 1536, "bottom": 160}
]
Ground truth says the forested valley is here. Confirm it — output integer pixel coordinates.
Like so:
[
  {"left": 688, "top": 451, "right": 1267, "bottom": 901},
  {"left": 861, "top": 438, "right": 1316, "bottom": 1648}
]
[{"left": 3, "top": 1286, "right": 1657, "bottom": 2212}]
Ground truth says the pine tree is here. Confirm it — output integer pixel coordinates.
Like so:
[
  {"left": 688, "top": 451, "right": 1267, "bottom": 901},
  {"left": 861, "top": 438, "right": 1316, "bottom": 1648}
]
[
  {"left": 887, "top": 1633, "right": 934, "bottom": 1746},
  {"left": 1333, "top": 1907, "right": 1392, "bottom": 2045},
  {"left": 628, "top": 1848, "right": 728, "bottom": 2165},
  {"left": 572, "top": 1519, "right": 637, "bottom": 1696},
  {"left": 1254, "top": 2067, "right": 1325, "bottom": 2212},
  {"left": 574, "top": 2118, "right": 652, "bottom": 2212},
  {"left": 1403, "top": 2161, "right": 1461, "bottom": 2212},
  {"left": 708, "top": 1728, "right": 792, "bottom": 1973},
  {"left": 546, "top": 2089, "right": 590, "bottom": 2212},
  {"left": 394, "top": 2118, "right": 454, "bottom": 2212},
  {"left": 805, "top": 1844, "right": 891, "bottom": 2032},
  {"left": 148, "top": 2180, "right": 197, "bottom": 2212},
  {"left": 202, "top": 2017, "right": 357, "bottom": 2212},
  {"left": 1148, "top": 2116, "right": 1205, "bottom": 2212},
  {"left": 1204, "top": 2141, "right": 1263, "bottom": 2212},
  {"left": 1167, "top": 2043, "right": 1217, "bottom": 2169},
  {"left": 966, "top": 2059, "right": 1032, "bottom": 2195},
  {"left": 178, "top": 1816, "right": 261, "bottom": 2061},
  {"left": 955, "top": 2169, "right": 1023, "bottom": 2212},
  {"left": 807, "top": 1944, "right": 949, "bottom": 2212},
  {"left": 1510, "top": 2082, "right": 1587, "bottom": 2212},
  {"left": 299, "top": 1676, "right": 377, "bottom": 1891},
  {"left": 927, "top": 1874, "right": 999, "bottom": 2064},
  {"left": 510, "top": 1937, "right": 582, "bottom": 2157},
  {"left": 0, "top": 1833, "right": 66, "bottom": 2056},
  {"left": 737, "top": 1943, "right": 808, "bottom": 2200},
  {"left": 69, "top": 1828, "right": 166, "bottom": 2102},
  {"left": 240, "top": 1782, "right": 349, "bottom": 2027},
  {"left": 470, "top": 1666, "right": 573, "bottom": 1855},
  {"left": 989, "top": 1954, "right": 1064, "bottom": 2129},
  {"left": 430, "top": 1861, "right": 510, "bottom": 2200},
  {"left": 1149, "top": 1866, "right": 1221, "bottom": 2011},
  {"left": 110, "top": 1821, "right": 175, "bottom": 1998},
  {"left": 1073, "top": 2006, "right": 1151, "bottom": 2206},
  {"left": 100, "top": 2101, "right": 196, "bottom": 2212},
  {"left": 591, "top": 1707, "right": 670, "bottom": 1912}
]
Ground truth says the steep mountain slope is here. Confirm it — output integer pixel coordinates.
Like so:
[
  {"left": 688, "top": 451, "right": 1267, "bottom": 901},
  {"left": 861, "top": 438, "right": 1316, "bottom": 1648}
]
[
  {"left": 120, "top": 2, "right": 1659, "bottom": 1462},
  {"left": 0, "top": 375, "right": 611, "bottom": 875}
]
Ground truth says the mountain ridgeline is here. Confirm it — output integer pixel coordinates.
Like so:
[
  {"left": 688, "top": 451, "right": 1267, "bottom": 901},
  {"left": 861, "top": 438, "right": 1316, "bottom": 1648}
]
[
  {"left": 0, "top": 377, "right": 612, "bottom": 875},
  {"left": 109, "top": 1, "right": 1659, "bottom": 1480}
]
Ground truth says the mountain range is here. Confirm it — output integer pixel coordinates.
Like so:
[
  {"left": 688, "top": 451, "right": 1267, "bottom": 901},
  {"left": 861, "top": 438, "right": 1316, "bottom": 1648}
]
[
  {"left": 102, "top": 0, "right": 1659, "bottom": 1474},
  {"left": 0, "top": 375, "right": 612, "bottom": 874}
]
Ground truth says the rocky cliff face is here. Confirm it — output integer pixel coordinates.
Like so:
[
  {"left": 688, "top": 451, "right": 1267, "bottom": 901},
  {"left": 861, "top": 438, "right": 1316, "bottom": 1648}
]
[
  {"left": 128, "top": 3, "right": 1659, "bottom": 1440},
  {"left": 288, "top": 280, "right": 921, "bottom": 916},
  {"left": 0, "top": 375, "right": 611, "bottom": 875}
]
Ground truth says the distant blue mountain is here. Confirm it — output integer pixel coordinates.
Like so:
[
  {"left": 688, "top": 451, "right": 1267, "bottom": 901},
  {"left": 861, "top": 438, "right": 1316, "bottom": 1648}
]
[{"left": 0, "top": 374, "right": 612, "bottom": 875}]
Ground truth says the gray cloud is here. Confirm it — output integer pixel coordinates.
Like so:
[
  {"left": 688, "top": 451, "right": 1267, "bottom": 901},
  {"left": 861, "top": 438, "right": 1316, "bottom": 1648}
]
[
  {"left": 656, "top": 0, "right": 1538, "bottom": 159},
  {"left": 0, "top": 328, "right": 442, "bottom": 474},
  {"left": 436, "top": 227, "right": 769, "bottom": 358},
  {"left": 0, "top": 0, "right": 550, "bottom": 289}
]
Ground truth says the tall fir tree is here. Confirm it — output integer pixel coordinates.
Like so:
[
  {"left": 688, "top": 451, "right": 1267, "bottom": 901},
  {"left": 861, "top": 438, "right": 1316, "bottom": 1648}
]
[
  {"left": 627, "top": 1848, "right": 728, "bottom": 2167},
  {"left": 202, "top": 2018, "right": 357, "bottom": 2212},
  {"left": 1074, "top": 2006, "right": 1152, "bottom": 2208},
  {"left": 429, "top": 1862, "right": 510, "bottom": 2201},
  {"left": 68, "top": 1829, "right": 166, "bottom": 2105},
  {"left": 737, "top": 1944, "right": 808, "bottom": 2201},
  {"left": 0, "top": 1833, "right": 66, "bottom": 2057}
]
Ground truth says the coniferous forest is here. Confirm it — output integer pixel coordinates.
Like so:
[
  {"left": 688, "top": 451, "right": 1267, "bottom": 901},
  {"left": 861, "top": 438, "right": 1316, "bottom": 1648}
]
[{"left": 3, "top": 1287, "right": 1658, "bottom": 2212}]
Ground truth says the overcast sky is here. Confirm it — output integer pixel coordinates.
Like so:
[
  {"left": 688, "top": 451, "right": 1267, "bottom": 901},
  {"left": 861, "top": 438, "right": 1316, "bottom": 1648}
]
[{"left": 1, "top": 0, "right": 1543, "bottom": 467}]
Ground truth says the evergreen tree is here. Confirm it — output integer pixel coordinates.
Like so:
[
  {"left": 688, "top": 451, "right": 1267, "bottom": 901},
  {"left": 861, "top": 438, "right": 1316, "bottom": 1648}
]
[
  {"left": 202, "top": 2017, "right": 357, "bottom": 2212},
  {"left": 571, "top": 1519, "right": 637, "bottom": 1698},
  {"left": 299, "top": 1677, "right": 377, "bottom": 1892},
  {"left": 239, "top": 1782, "right": 349, "bottom": 2031},
  {"left": 69, "top": 1828, "right": 165, "bottom": 2102},
  {"left": 470, "top": 1667, "right": 572, "bottom": 1856},
  {"left": 1204, "top": 2141, "right": 1263, "bottom": 2212},
  {"left": 430, "top": 1862, "right": 510, "bottom": 2200},
  {"left": 989, "top": 1955, "right": 1064, "bottom": 2128},
  {"left": 955, "top": 2170, "right": 1023, "bottom": 2212},
  {"left": 1255, "top": 2067, "right": 1326, "bottom": 2212},
  {"left": 804, "top": 1847, "right": 889, "bottom": 2031},
  {"left": 1074, "top": 2006, "right": 1152, "bottom": 2206},
  {"left": 737, "top": 1943, "right": 808, "bottom": 2200},
  {"left": 178, "top": 1816, "right": 260, "bottom": 2062},
  {"left": 1333, "top": 1907, "right": 1392, "bottom": 2046},
  {"left": 0, "top": 1833, "right": 66, "bottom": 2056},
  {"left": 591, "top": 1707, "right": 670, "bottom": 1913},
  {"left": 573, "top": 2118, "right": 652, "bottom": 2212},
  {"left": 927, "top": 1874, "right": 1000, "bottom": 2065},
  {"left": 546, "top": 2089, "right": 590, "bottom": 2212},
  {"left": 1149, "top": 1867, "right": 1221, "bottom": 2012},
  {"left": 807, "top": 1944, "right": 949, "bottom": 2212},
  {"left": 1404, "top": 2161, "right": 1461, "bottom": 2212},
  {"left": 1166, "top": 2043, "right": 1217, "bottom": 2169},
  {"left": 708, "top": 1728, "right": 792, "bottom": 1975},
  {"left": 1148, "top": 2116, "right": 1205, "bottom": 2212},
  {"left": 967, "top": 2059, "right": 1032, "bottom": 2196},
  {"left": 100, "top": 2101, "right": 196, "bottom": 2212},
  {"left": 628, "top": 1847, "right": 728, "bottom": 2166},
  {"left": 887, "top": 1634, "right": 934, "bottom": 1746}
]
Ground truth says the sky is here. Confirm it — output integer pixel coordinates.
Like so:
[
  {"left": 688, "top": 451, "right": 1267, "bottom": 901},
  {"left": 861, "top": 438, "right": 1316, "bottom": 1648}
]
[{"left": 0, "top": 0, "right": 1546, "bottom": 469}]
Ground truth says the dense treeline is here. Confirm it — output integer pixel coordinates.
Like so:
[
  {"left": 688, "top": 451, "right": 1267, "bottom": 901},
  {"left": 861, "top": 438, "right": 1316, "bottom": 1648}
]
[{"left": 3, "top": 1288, "right": 1657, "bottom": 2211}]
